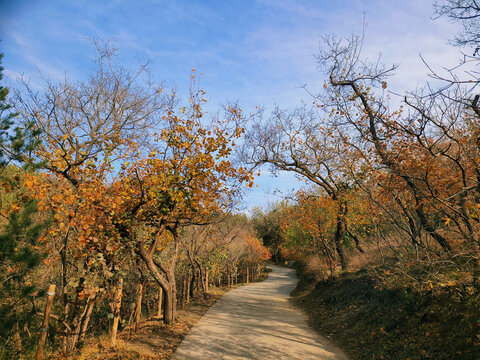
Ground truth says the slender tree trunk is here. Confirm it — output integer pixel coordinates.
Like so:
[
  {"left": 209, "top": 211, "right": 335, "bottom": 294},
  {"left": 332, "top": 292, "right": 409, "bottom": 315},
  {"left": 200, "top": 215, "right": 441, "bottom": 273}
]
[
  {"left": 70, "top": 290, "right": 96, "bottom": 350},
  {"left": 111, "top": 279, "right": 123, "bottom": 346},
  {"left": 182, "top": 275, "right": 187, "bottom": 308},
  {"left": 60, "top": 231, "right": 70, "bottom": 355},
  {"left": 157, "top": 287, "right": 163, "bottom": 318},
  {"left": 197, "top": 269, "right": 202, "bottom": 292},
  {"left": 186, "top": 270, "right": 191, "bottom": 304},
  {"left": 135, "top": 283, "right": 143, "bottom": 332},
  {"left": 78, "top": 292, "right": 96, "bottom": 344},
  {"left": 189, "top": 268, "right": 196, "bottom": 298},
  {"left": 334, "top": 201, "right": 348, "bottom": 270},
  {"left": 13, "top": 321, "right": 22, "bottom": 356},
  {"left": 205, "top": 270, "right": 209, "bottom": 293}
]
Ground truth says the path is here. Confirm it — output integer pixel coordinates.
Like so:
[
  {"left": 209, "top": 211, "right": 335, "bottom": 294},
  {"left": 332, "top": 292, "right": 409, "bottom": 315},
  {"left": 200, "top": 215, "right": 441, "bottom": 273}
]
[{"left": 174, "top": 265, "right": 348, "bottom": 359}]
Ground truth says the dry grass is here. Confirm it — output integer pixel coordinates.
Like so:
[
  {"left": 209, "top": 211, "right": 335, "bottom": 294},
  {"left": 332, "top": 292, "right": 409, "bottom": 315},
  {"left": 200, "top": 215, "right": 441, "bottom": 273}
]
[{"left": 291, "top": 259, "right": 480, "bottom": 360}]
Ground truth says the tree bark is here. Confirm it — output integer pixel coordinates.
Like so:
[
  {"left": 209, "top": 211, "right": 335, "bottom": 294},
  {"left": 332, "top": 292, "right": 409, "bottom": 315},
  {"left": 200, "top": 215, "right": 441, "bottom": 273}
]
[
  {"left": 334, "top": 201, "right": 348, "bottom": 270},
  {"left": 136, "top": 244, "right": 175, "bottom": 324},
  {"left": 78, "top": 292, "right": 96, "bottom": 344},
  {"left": 135, "top": 283, "right": 143, "bottom": 332},
  {"left": 204, "top": 270, "right": 209, "bottom": 293},
  {"left": 111, "top": 279, "right": 123, "bottom": 346},
  {"left": 157, "top": 287, "right": 163, "bottom": 318},
  {"left": 186, "top": 270, "right": 191, "bottom": 304}
]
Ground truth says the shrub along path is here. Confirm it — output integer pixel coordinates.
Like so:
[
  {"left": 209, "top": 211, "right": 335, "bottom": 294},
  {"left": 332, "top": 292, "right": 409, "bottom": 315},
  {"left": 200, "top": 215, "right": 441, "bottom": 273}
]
[{"left": 174, "top": 265, "right": 347, "bottom": 359}]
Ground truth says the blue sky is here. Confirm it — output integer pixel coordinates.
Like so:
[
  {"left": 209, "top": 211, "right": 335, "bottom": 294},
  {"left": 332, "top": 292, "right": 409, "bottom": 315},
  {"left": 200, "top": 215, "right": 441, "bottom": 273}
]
[{"left": 0, "top": 0, "right": 463, "bottom": 211}]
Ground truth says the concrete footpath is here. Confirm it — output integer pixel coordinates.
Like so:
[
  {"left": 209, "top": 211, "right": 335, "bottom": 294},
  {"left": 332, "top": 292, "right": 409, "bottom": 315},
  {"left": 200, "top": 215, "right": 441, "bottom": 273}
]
[{"left": 174, "top": 265, "right": 348, "bottom": 360}]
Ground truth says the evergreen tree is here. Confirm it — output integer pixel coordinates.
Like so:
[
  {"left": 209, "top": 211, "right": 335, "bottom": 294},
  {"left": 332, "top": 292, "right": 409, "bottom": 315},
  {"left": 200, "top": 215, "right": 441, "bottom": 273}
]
[{"left": 0, "top": 53, "right": 45, "bottom": 359}]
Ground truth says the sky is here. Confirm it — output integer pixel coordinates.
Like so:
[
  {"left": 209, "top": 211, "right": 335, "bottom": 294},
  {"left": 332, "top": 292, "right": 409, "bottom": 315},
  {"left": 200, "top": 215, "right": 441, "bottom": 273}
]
[{"left": 0, "top": 0, "right": 463, "bottom": 211}]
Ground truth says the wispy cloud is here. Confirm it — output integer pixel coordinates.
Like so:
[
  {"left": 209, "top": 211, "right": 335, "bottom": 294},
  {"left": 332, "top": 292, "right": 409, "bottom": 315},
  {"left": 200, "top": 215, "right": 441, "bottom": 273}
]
[{"left": 0, "top": 0, "right": 468, "bottom": 208}]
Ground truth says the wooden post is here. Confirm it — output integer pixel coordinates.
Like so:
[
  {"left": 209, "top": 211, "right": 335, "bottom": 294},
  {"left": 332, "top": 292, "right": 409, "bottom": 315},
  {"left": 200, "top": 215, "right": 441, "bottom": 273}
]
[
  {"left": 246, "top": 267, "right": 249, "bottom": 284},
  {"left": 111, "top": 278, "right": 123, "bottom": 346},
  {"left": 157, "top": 287, "right": 163, "bottom": 318},
  {"left": 135, "top": 283, "right": 143, "bottom": 332},
  {"left": 36, "top": 284, "right": 56, "bottom": 360}
]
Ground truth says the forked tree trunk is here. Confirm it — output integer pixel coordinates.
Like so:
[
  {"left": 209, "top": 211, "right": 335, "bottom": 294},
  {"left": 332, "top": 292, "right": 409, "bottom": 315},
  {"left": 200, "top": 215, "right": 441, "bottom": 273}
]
[
  {"left": 78, "top": 292, "right": 97, "bottom": 344},
  {"left": 70, "top": 291, "right": 97, "bottom": 349},
  {"left": 136, "top": 243, "right": 177, "bottom": 324}
]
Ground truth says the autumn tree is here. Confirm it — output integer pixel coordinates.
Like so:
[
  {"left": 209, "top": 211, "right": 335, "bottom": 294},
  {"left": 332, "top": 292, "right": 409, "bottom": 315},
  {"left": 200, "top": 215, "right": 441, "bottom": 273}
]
[
  {"left": 311, "top": 19, "right": 480, "bottom": 287},
  {"left": 243, "top": 105, "right": 366, "bottom": 269},
  {"left": 251, "top": 203, "right": 287, "bottom": 264},
  {"left": 14, "top": 43, "right": 173, "bottom": 352},
  {"left": 113, "top": 89, "right": 254, "bottom": 323}
]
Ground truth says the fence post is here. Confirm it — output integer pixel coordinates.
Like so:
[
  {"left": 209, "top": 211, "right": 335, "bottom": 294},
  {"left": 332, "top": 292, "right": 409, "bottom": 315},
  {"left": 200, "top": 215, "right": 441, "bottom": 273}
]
[
  {"left": 36, "top": 284, "right": 56, "bottom": 360},
  {"left": 111, "top": 278, "right": 123, "bottom": 346}
]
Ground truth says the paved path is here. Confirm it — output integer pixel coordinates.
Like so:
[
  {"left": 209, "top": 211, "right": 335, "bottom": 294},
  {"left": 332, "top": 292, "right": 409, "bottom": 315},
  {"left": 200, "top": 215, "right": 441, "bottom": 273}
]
[{"left": 174, "top": 265, "right": 348, "bottom": 360}]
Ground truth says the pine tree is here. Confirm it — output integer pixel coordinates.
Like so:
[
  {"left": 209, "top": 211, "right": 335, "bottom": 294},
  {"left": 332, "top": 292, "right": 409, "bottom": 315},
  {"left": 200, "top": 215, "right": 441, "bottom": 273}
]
[{"left": 0, "top": 53, "right": 45, "bottom": 359}]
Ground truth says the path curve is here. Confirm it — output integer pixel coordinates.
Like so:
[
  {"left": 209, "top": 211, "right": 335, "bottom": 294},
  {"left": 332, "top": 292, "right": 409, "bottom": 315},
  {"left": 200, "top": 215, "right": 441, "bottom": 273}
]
[{"left": 174, "top": 265, "right": 348, "bottom": 359}]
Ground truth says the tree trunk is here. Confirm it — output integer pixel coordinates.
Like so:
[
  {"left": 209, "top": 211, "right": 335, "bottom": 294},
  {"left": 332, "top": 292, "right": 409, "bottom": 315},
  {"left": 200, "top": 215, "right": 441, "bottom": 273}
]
[
  {"left": 186, "top": 270, "right": 191, "bottom": 304},
  {"left": 189, "top": 268, "right": 196, "bottom": 298},
  {"left": 111, "top": 279, "right": 123, "bottom": 346},
  {"left": 78, "top": 292, "right": 96, "bottom": 344},
  {"left": 182, "top": 275, "right": 187, "bottom": 308},
  {"left": 334, "top": 201, "right": 348, "bottom": 270},
  {"left": 135, "top": 283, "right": 143, "bottom": 332},
  {"left": 157, "top": 287, "right": 163, "bottom": 318},
  {"left": 204, "top": 270, "right": 209, "bottom": 293},
  {"left": 70, "top": 290, "right": 97, "bottom": 350},
  {"left": 163, "top": 286, "right": 174, "bottom": 324},
  {"left": 246, "top": 267, "right": 249, "bottom": 284},
  {"left": 197, "top": 269, "right": 202, "bottom": 292},
  {"left": 136, "top": 244, "right": 176, "bottom": 324},
  {"left": 13, "top": 322, "right": 22, "bottom": 356}
]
